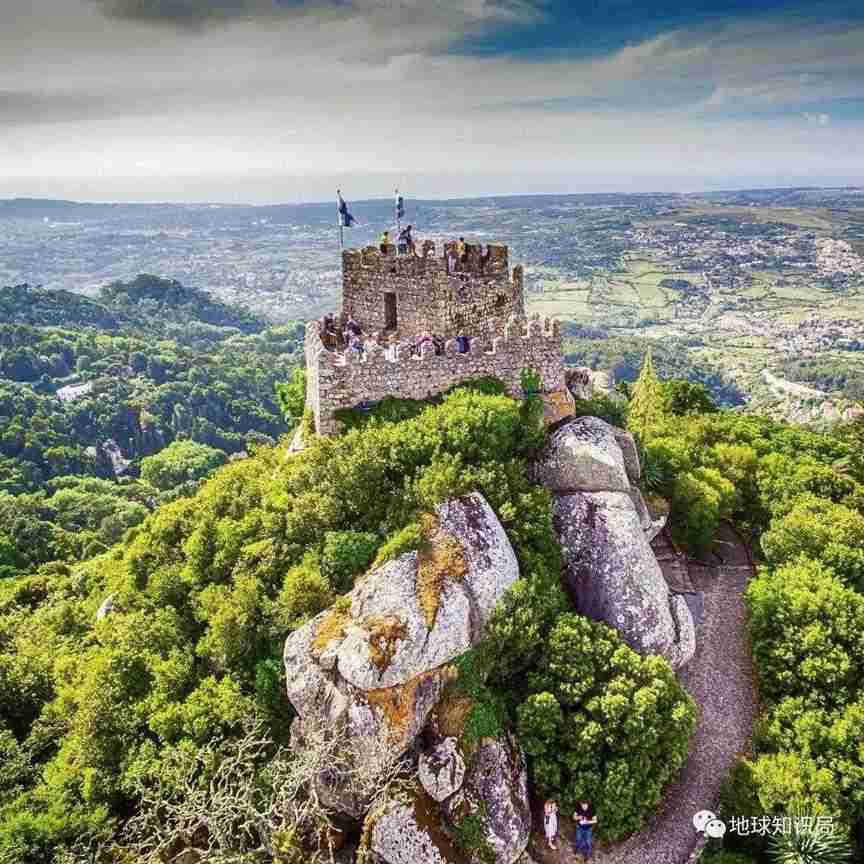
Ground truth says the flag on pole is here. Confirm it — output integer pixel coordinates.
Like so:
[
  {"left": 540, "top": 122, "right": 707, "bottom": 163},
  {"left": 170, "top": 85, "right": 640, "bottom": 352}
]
[
  {"left": 395, "top": 189, "right": 405, "bottom": 221},
  {"left": 337, "top": 190, "right": 356, "bottom": 227}
]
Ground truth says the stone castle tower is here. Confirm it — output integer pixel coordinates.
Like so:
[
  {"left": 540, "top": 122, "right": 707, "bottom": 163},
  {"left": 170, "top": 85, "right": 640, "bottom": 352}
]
[
  {"left": 341, "top": 239, "right": 523, "bottom": 338},
  {"left": 304, "top": 239, "right": 577, "bottom": 435}
]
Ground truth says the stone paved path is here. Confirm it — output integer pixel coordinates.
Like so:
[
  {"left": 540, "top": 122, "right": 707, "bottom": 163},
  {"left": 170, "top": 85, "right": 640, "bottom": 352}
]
[{"left": 529, "top": 523, "right": 758, "bottom": 864}]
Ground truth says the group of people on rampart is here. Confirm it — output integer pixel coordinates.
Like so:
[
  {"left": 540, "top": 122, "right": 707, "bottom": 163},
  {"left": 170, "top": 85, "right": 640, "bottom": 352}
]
[
  {"left": 377, "top": 229, "right": 472, "bottom": 275},
  {"left": 318, "top": 313, "right": 470, "bottom": 360}
]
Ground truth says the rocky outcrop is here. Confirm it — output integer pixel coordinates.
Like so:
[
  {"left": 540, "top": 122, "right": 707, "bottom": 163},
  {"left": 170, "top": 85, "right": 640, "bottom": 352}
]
[
  {"left": 419, "top": 738, "right": 466, "bottom": 803},
  {"left": 368, "top": 791, "right": 463, "bottom": 864},
  {"left": 537, "top": 417, "right": 695, "bottom": 669},
  {"left": 611, "top": 426, "right": 641, "bottom": 483},
  {"left": 533, "top": 415, "right": 630, "bottom": 493},
  {"left": 629, "top": 486, "right": 667, "bottom": 542},
  {"left": 442, "top": 733, "right": 531, "bottom": 864},
  {"left": 282, "top": 492, "right": 520, "bottom": 815},
  {"left": 370, "top": 733, "right": 531, "bottom": 864},
  {"left": 540, "top": 388, "right": 576, "bottom": 427}
]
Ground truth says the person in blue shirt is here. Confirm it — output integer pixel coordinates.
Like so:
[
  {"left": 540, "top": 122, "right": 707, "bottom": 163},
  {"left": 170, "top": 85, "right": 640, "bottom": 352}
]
[{"left": 573, "top": 800, "right": 597, "bottom": 860}]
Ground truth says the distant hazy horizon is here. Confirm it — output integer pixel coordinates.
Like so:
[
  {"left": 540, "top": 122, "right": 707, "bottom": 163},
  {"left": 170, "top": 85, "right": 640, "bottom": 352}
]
[{"left": 4, "top": 182, "right": 864, "bottom": 210}]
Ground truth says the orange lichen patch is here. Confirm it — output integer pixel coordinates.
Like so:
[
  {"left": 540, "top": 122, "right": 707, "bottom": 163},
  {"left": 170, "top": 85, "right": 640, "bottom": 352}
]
[
  {"left": 416, "top": 516, "right": 468, "bottom": 630},
  {"left": 435, "top": 695, "right": 474, "bottom": 739},
  {"left": 542, "top": 388, "right": 575, "bottom": 426},
  {"left": 366, "top": 670, "right": 441, "bottom": 742},
  {"left": 311, "top": 605, "right": 351, "bottom": 655},
  {"left": 646, "top": 494, "right": 671, "bottom": 518},
  {"left": 365, "top": 615, "right": 407, "bottom": 670}
]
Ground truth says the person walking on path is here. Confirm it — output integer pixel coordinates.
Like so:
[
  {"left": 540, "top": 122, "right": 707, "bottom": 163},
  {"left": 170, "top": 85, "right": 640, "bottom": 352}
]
[
  {"left": 573, "top": 800, "right": 597, "bottom": 860},
  {"left": 543, "top": 800, "right": 559, "bottom": 850}
]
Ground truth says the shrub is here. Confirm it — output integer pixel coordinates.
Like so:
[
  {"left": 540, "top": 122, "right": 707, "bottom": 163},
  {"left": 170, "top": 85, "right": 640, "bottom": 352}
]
[
  {"left": 320, "top": 530, "right": 379, "bottom": 592},
  {"left": 571, "top": 394, "right": 627, "bottom": 427},
  {"left": 140, "top": 439, "right": 228, "bottom": 492},
  {"left": 760, "top": 497, "right": 864, "bottom": 591},
  {"left": 746, "top": 558, "right": 864, "bottom": 709},
  {"left": 515, "top": 613, "right": 696, "bottom": 839}
]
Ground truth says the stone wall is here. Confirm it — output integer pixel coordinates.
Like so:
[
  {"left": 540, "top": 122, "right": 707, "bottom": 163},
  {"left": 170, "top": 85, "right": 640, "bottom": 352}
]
[
  {"left": 342, "top": 240, "right": 524, "bottom": 339},
  {"left": 306, "top": 315, "right": 566, "bottom": 435}
]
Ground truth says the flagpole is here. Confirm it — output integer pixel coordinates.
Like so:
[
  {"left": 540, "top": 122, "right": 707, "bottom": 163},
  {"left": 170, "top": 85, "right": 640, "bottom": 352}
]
[
  {"left": 337, "top": 189, "right": 344, "bottom": 250},
  {"left": 395, "top": 187, "right": 401, "bottom": 237}
]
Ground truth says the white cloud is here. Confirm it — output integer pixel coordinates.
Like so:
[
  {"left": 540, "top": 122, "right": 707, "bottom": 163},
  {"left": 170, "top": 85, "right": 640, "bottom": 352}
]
[{"left": 0, "top": 0, "right": 862, "bottom": 200}]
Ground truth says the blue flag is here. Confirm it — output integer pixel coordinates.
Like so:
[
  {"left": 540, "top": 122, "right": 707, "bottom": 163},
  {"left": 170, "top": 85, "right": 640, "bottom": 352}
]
[
  {"left": 337, "top": 190, "right": 356, "bottom": 228},
  {"left": 395, "top": 190, "right": 405, "bottom": 220}
]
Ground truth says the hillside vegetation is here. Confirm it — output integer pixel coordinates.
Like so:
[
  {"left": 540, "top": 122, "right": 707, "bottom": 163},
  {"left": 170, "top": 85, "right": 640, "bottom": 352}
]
[
  {"left": 0, "top": 277, "right": 301, "bottom": 575},
  {"left": 0, "top": 358, "right": 863, "bottom": 862}
]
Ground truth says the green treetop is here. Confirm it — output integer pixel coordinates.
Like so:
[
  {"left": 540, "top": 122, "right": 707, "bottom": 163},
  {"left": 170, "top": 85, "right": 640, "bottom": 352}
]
[{"left": 628, "top": 349, "right": 666, "bottom": 442}]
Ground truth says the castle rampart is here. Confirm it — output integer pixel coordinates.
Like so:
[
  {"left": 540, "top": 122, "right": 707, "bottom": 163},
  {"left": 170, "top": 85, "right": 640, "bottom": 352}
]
[
  {"left": 306, "top": 314, "right": 565, "bottom": 435},
  {"left": 342, "top": 240, "right": 524, "bottom": 338},
  {"left": 303, "top": 238, "right": 580, "bottom": 435}
]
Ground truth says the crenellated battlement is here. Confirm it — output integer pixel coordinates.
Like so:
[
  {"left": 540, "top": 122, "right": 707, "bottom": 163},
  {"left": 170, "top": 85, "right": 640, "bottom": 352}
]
[
  {"left": 340, "top": 239, "right": 523, "bottom": 340},
  {"left": 306, "top": 313, "right": 566, "bottom": 435},
  {"left": 302, "top": 238, "right": 579, "bottom": 435},
  {"left": 342, "top": 240, "right": 511, "bottom": 281}
]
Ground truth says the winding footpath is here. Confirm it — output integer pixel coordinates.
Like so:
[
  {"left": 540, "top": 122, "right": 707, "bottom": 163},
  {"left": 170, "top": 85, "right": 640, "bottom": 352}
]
[{"left": 531, "top": 523, "right": 758, "bottom": 864}]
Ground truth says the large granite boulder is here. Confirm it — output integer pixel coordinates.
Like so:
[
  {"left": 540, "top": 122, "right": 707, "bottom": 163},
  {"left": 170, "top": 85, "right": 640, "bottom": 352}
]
[
  {"left": 441, "top": 732, "right": 531, "bottom": 864},
  {"left": 553, "top": 491, "right": 694, "bottom": 668},
  {"left": 629, "top": 487, "right": 667, "bottom": 542},
  {"left": 533, "top": 416, "right": 630, "bottom": 493},
  {"left": 611, "top": 426, "right": 641, "bottom": 483},
  {"left": 282, "top": 493, "right": 520, "bottom": 815},
  {"left": 367, "top": 790, "right": 463, "bottom": 864},
  {"left": 370, "top": 733, "right": 531, "bottom": 864}
]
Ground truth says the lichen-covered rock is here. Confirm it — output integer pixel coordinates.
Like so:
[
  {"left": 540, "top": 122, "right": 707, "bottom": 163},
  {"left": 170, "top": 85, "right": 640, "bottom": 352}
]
[
  {"left": 669, "top": 594, "right": 697, "bottom": 669},
  {"left": 419, "top": 738, "right": 466, "bottom": 803},
  {"left": 533, "top": 416, "right": 630, "bottom": 493},
  {"left": 611, "top": 426, "right": 641, "bottom": 482},
  {"left": 442, "top": 732, "right": 531, "bottom": 864},
  {"left": 540, "top": 388, "right": 576, "bottom": 426},
  {"left": 368, "top": 791, "right": 462, "bottom": 864},
  {"left": 282, "top": 493, "right": 519, "bottom": 815},
  {"left": 334, "top": 492, "right": 519, "bottom": 691},
  {"left": 628, "top": 487, "right": 666, "bottom": 542},
  {"left": 553, "top": 491, "right": 695, "bottom": 668}
]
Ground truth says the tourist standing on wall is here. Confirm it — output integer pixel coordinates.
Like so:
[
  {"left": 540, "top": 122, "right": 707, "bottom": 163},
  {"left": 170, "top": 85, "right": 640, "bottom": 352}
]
[{"left": 398, "top": 224, "right": 414, "bottom": 255}]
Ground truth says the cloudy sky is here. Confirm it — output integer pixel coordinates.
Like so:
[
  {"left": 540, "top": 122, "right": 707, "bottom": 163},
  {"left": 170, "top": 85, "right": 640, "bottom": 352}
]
[{"left": 2, "top": 0, "right": 863, "bottom": 202}]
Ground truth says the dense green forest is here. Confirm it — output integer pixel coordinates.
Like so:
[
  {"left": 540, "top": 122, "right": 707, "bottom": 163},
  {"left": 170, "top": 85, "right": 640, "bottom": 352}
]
[
  {"left": 561, "top": 330, "right": 746, "bottom": 407},
  {"left": 0, "top": 351, "right": 862, "bottom": 862},
  {"left": 0, "top": 277, "right": 301, "bottom": 575}
]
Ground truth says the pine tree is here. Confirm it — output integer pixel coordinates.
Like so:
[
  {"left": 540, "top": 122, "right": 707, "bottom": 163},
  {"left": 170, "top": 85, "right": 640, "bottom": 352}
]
[{"left": 628, "top": 349, "right": 665, "bottom": 442}]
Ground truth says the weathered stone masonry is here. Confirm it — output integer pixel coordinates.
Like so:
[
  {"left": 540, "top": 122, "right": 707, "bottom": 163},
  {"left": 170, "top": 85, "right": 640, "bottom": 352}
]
[
  {"left": 305, "top": 240, "right": 569, "bottom": 435},
  {"left": 306, "top": 315, "right": 565, "bottom": 435},
  {"left": 342, "top": 240, "right": 524, "bottom": 338}
]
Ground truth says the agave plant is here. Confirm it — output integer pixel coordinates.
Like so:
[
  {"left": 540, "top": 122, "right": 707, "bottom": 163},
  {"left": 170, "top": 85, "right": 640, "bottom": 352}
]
[{"left": 768, "top": 817, "right": 853, "bottom": 864}]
